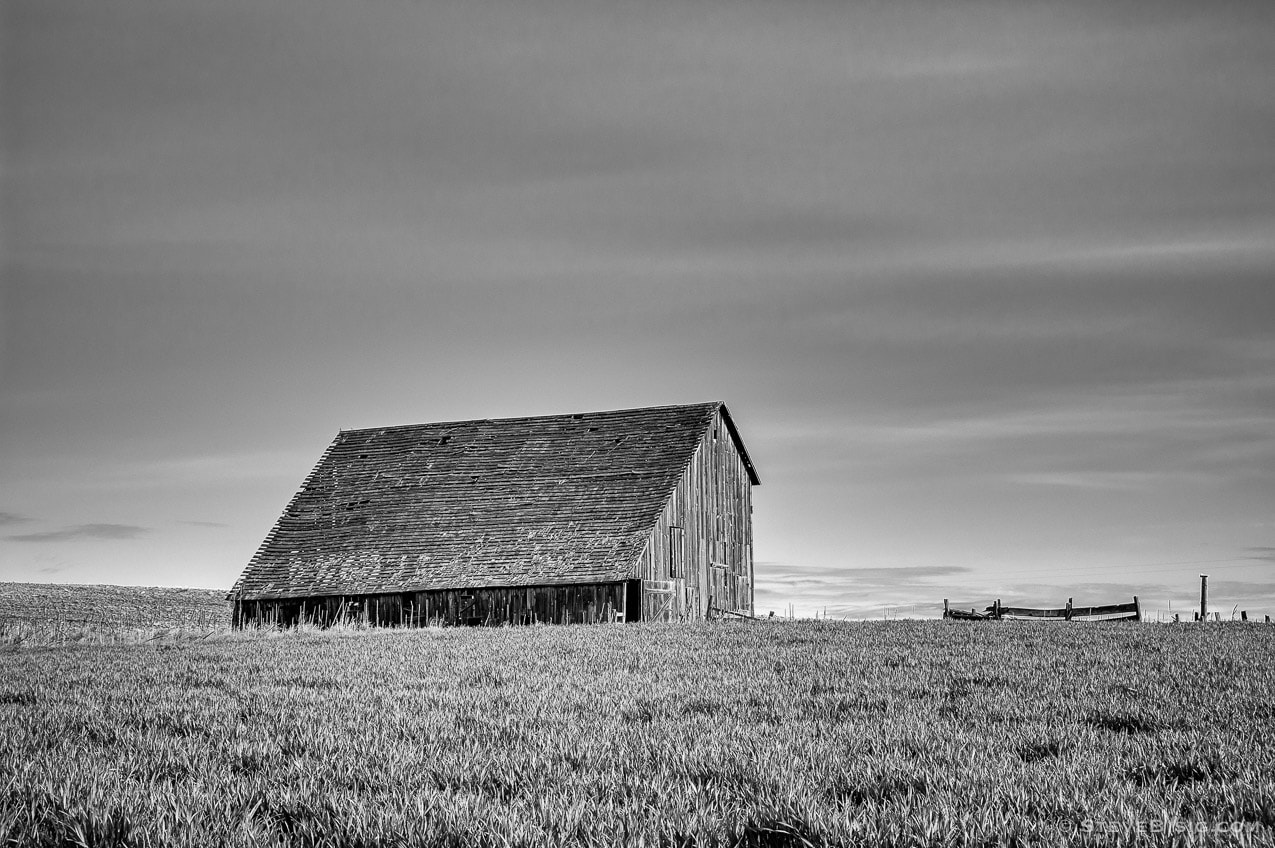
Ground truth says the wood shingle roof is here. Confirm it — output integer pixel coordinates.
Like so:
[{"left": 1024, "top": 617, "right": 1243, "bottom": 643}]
[{"left": 232, "top": 402, "right": 756, "bottom": 600}]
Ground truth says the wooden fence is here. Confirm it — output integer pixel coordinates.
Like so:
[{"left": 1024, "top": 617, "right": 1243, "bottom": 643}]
[{"left": 944, "top": 596, "right": 1141, "bottom": 622}]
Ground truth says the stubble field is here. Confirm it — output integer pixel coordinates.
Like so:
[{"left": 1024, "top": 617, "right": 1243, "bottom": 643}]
[
  {"left": 0, "top": 583, "right": 229, "bottom": 645},
  {"left": 2, "top": 619, "right": 1273, "bottom": 847}
]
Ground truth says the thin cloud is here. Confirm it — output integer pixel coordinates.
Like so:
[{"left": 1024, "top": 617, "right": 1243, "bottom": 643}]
[
  {"left": 1245, "top": 547, "right": 1275, "bottom": 563},
  {"left": 756, "top": 561, "right": 971, "bottom": 588},
  {"left": 973, "top": 581, "right": 1166, "bottom": 609},
  {"left": 89, "top": 451, "right": 309, "bottom": 491},
  {"left": 755, "top": 562, "right": 976, "bottom": 617},
  {"left": 758, "top": 562, "right": 971, "bottom": 577},
  {"left": 1003, "top": 471, "right": 1176, "bottom": 491},
  {"left": 177, "top": 520, "right": 229, "bottom": 528},
  {"left": 7, "top": 523, "right": 148, "bottom": 543},
  {"left": 0, "top": 512, "right": 31, "bottom": 526}
]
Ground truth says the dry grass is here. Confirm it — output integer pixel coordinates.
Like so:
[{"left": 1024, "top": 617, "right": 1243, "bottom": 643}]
[{"left": 0, "top": 582, "right": 231, "bottom": 646}]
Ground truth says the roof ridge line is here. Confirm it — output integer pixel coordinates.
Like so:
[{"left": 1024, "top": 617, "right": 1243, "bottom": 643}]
[{"left": 335, "top": 401, "right": 723, "bottom": 436}]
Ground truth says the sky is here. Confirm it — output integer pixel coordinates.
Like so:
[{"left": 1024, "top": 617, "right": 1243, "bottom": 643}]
[{"left": 2, "top": 0, "right": 1273, "bottom": 620}]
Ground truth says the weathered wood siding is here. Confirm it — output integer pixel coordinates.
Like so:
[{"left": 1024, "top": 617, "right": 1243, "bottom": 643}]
[
  {"left": 636, "top": 408, "right": 754, "bottom": 620},
  {"left": 234, "top": 581, "right": 638, "bottom": 628}
]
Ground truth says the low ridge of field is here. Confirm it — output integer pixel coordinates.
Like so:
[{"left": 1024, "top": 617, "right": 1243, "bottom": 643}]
[
  {"left": 3, "top": 620, "right": 1273, "bottom": 846},
  {"left": 0, "top": 582, "right": 231, "bottom": 633}
]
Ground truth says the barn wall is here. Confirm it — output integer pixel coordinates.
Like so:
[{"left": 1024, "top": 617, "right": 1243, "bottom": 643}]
[
  {"left": 636, "top": 408, "right": 754, "bottom": 620},
  {"left": 233, "top": 580, "right": 637, "bottom": 628}
]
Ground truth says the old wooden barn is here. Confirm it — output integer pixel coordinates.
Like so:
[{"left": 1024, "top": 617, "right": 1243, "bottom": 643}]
[{"left": 231, "top": 402, "right": 760, "bottom": 627}]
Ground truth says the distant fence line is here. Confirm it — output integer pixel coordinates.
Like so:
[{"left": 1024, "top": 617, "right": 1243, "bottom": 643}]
[
  {"left": 944, "top": 596, "right": 1272, "bottom": 624},
  {"left": 944, "top": 597, "right": 1141, "bottom": 622},
  {"left": 1151, "top": 609, "right": 1271, "bottom": 624}
]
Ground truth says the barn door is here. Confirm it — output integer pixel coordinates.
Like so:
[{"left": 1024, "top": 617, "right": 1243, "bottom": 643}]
[
  {"left": 643, "top": 580, "right": 675, "bottom": 621},
  {"left": 669, "top": 526, "right": 685, "bottom": 619},
  {"left": 708, "top": 565, "right": 726, "bottom": 618}
]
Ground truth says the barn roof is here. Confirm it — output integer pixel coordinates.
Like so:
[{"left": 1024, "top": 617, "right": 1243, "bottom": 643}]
[{"left": 232, "top": 402, "right": 757, "bottom": 600}]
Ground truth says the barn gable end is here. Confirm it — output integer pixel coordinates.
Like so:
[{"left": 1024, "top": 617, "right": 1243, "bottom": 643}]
[
  {"left": 634, "top": 405, "right": 757, "bottom": 620},
  {"left": 231, "top": 402, "right": 758, "bottom": 626}
]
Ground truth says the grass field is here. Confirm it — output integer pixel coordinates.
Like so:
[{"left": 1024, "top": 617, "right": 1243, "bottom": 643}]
[{"left": 3, "top": 616, "right": 1273, "bottom": 847}]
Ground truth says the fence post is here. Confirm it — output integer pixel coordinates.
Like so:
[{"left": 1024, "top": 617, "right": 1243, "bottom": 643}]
[
  {"left": 1241, "top": 610, "right": 1248, "bottom": 622},
  {"left": 1200, "top": 575, "right": 1208, "bottom": 622},
  {"left": 1133, "top": 595, "right": 1141, "bottom": 622},
  {"left": 1065, "top": 598, "right": 1073, "bottom": 622},
  {"left": 943, "top": 599, "right": 949, "bottom": 620},
  {"left": 994, "top": 599, "right": 1001, "bottom": 620},
  {"left": 1173, "top": 613, "right": 1180, "bottom": 623}
]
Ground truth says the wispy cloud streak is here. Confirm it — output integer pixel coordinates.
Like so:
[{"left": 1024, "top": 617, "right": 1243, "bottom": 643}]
[{"left": 6, "top": 524, "right": 148, "bottom": 543}]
